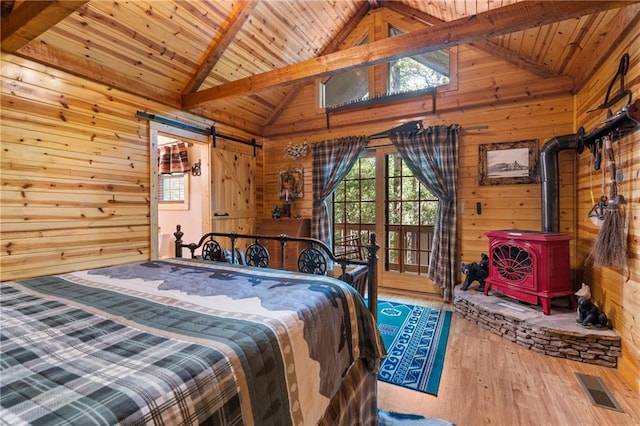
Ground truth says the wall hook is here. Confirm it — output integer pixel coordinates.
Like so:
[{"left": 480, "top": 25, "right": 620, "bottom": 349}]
[{"left": 191, "top": 159, "right": 201, "bottom": 176}]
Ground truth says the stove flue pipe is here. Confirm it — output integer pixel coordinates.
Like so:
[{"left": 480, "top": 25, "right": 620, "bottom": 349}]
[{"left": 540, "top": 134, "right": 579, "bottom": 233}]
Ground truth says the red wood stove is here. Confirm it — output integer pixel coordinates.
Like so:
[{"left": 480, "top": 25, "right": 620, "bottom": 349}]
[{"left": 484, "top": 230, "right": 574, "bottom": 315}]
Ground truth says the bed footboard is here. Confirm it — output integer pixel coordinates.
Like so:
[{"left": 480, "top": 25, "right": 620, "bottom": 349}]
[{"left": 173, "top": 224, "right": 380, "bottom": 319}]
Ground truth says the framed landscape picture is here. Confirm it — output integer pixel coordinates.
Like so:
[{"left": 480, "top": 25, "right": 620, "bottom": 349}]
[{"left": 479, "top": 140, "right": 539, "bottom": 185}]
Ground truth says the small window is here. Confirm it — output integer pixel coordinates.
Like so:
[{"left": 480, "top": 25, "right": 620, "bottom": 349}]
[
  {"left": 388, "top": 26, "right": 450, "bottom": 94},
  {"left": 159, "top": 173, "right": 188, "bottom": 206},
  {"left": 321, "top": 37, "right": 369, "bottom": 108},
  {"left": 319, "top": 26, "right": 452, "bottom": 109},
  {"left": 321, "top": 67, "right": 369, "bottom": 108}
]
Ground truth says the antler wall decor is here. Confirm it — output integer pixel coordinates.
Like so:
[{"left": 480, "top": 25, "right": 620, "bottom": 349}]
[{"left": 284, "top": 140, "right": 308, "bottom": 159}]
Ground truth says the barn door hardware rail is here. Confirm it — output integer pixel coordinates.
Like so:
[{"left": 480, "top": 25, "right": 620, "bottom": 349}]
[
  {"left": 209, "top": 127, "right": 261, "bottom": 157},
  {"left": 136, "top": 111, "right": 262, "bottom": 156},
  {"left": 137, "top": 111, "right": 213, "bottom": 135}
]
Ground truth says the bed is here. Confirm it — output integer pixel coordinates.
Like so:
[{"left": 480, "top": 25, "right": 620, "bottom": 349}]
[{"left": 1, "top": 226, "right": 385, "bottom": 425}]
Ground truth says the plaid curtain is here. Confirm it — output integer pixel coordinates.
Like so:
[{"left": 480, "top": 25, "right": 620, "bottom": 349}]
[
  {"left": 158, "top": 142, "right": 189, "bottom": 174},
  {"left": 389, "top": 125, "right": 460, "bottom": 302},
  {"left": 311, "top": 136, "right": 368, "bottom": 247}
]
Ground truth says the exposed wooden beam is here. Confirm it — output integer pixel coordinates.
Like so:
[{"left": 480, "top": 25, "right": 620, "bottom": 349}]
[
  {"left": 15, "top": 42, "right": 181, "bottom": 107},
  {"left": 182, "top": 0, "right": 259, "bottom": 95},
  {"left": 262, "top": 2, "right": 371, "bottom": 127},
  {"left": 370, "top": 1, "right": 559, "bottom": 78},
  {"left": 1, "top": 0, "right": 88, "bottom": 53},
  {"left": 183, "top": 1, "right": 631, "bottom": 109}
]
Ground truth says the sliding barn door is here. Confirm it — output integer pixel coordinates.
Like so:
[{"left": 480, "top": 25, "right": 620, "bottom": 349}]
[{"left": 211, "top": 148, "right": 256, "bottom": 239}]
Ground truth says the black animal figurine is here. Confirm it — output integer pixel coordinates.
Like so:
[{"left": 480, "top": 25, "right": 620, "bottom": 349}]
[
  {"left": 575, "top": 283, "right": 609, "bottom": 328},
  {"left": 272, "top": 205, "right": 281, "bottom": 219},
  {"left": 460, "top": 253, "right": 489, "bottom": 291}
]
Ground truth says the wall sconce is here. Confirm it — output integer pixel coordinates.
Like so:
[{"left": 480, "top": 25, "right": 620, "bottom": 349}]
[{"left": 191, "top": 159, "right": 201, "bottom": 176}]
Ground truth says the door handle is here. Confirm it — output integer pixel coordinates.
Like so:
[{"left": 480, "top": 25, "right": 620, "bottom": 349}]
[{"left": 214, "top": 212, "right": 229, "bottom": 217}]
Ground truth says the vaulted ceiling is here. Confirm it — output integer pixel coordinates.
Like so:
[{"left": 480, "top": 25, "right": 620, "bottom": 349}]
[{"left": 2, "top": 1, "right": 638, "bottom": 136}]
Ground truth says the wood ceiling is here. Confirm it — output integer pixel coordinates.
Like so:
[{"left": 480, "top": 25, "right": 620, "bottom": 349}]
[{"left": 2, "top": 1, "right": 639, "bottom": 136}]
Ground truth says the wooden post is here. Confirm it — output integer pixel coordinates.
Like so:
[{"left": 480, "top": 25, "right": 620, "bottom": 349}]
[
  {"left": 278, "top": 235, "right": 287, "bottom": 270},
  {"left": 366, "top": 233, "right": 380, "bottom": 321},
  {"left": 174, "top": 225, "right": 184, "bottom": 258}
]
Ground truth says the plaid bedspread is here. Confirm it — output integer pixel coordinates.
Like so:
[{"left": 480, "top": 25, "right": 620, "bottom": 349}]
[{"left": 1, "top": 259, "right": 384, "bottom": 425}]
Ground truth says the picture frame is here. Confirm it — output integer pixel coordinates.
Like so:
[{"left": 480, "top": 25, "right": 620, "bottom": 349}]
[
  {"left": 479, "top": 140, "right": 539, "bottom": 185},
  {"left": 279, "top": 168, "right": 303, "bottom": 201}
]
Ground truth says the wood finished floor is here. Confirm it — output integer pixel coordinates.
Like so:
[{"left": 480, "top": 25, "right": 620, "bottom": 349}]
[{"left": 376, "top": 290, "right": 640, "bottom": 426}]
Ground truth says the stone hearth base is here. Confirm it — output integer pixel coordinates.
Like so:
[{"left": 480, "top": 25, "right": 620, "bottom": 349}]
[{"left": 454, "top": 286, "right": 621, "bottom": 368}]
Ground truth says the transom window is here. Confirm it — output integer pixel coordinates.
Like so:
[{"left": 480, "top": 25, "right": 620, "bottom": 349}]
[
  {"left": 319, "top": 25, "right": 451, "bottom": 108},
  {"left": 388, "top": 26, "right": 450, "bottom": 94},
  {"left": 321, "top": 37, "right": 369, "bottom": 108}
]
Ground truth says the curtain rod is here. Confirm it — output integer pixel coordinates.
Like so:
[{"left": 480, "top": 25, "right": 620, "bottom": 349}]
[
  {"left": 136, "top": 111, "right": 262, "bottom": 155},
  {"left": 368, "top": 121, "right": 488, "bottom": 140}
]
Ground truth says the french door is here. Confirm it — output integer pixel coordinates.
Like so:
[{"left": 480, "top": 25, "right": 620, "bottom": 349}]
[{"left": 333, "top": 146, "right": 441, "bottom": 295}]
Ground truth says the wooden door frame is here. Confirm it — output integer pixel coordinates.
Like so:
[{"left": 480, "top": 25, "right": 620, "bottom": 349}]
[
  {"left": 373, "top": 145, "right": 442, "bottom": 295},
  {"left": 149, "top": 122, "right": 211, "bottom": 260}
]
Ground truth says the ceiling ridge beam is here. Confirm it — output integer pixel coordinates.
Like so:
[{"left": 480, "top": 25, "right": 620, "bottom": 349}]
[
  {"left": 183, "top": 1, "right": 632, "bottom": 108},
  {"left": 182, "top": 0, "right": 259, "bottom": 95}
]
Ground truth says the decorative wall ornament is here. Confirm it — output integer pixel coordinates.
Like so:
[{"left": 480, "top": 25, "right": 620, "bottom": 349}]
[
  {"left": 284, "top": 140, "right": 308, "bottom": 159},
  {"left": 191, "top": 159, "right": 201, "bottom": 176}
]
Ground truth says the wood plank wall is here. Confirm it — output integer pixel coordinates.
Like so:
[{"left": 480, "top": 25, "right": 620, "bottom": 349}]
[
  {"left": 574, "top": 28, "right": 639, "bottom": 390},
  {"left": 263, "top": 44, "right": 576, "bottom": 261},
  {"left": 263, "top": 48, "right": 578, "bottom": 299},
  {"left": 262, "top": 40, "right": 637, "bottom": 390},
  {"left": 0, "top": 53, "right": 259, "bottom": 282}
]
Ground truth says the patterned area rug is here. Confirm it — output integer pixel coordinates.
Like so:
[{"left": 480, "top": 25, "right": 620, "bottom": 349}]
[
  {"left": 378, "top": 410, "right": 454, "bottom": 425},
  {"left": 376, "top": 300, "right": 452, "bottom": 395}
]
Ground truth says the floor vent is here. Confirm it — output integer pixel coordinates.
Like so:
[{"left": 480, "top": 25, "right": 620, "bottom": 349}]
[{"left": 575, "top": 372, "right": 624, "bottom": 412}]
